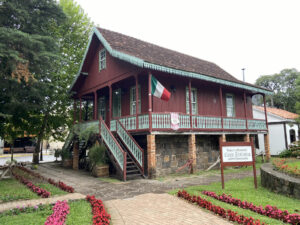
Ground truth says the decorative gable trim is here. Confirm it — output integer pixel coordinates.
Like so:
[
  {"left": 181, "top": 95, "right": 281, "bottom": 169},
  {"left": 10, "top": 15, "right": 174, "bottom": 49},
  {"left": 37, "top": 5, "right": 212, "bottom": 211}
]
[{"left": 70, "top": 27, "right": 273, "bottom": 95}]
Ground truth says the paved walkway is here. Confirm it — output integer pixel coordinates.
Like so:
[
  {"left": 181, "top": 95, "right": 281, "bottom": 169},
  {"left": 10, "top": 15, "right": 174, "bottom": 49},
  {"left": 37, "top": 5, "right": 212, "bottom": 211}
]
[
  {"left": 32, "top": 162, "right": 259, "bottom": 225},
  {"left": 0, "top": 193, "right": 85, "bottom": 212},
  {"left": 105, "top": 193, "right": 232, "bottom": 225}
]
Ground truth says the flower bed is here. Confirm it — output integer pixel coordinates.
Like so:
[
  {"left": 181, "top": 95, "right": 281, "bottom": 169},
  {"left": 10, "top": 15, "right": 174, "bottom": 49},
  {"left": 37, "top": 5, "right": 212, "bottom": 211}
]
[
  {"left": 17, "top": 166, "right": 74, "bottom": 193},
  {"left": 0, "top": 204, "right": 51, "bottom": 218},
  {"left": 177, "top": 190, "right": 265, "bottom": 225},
  {"left": 12, "top": 170, "right": 50, "bottom": 198},
  {"left": 273, "top": 158, "right": 300, "bottom": 177},
  {"left": 86, "top": 195, "right": 111, "bottom": 225},
  {"left": 202, "top": 191, "right": 300, "bottom": 224},
  {"left": 45, "top": 200, "right": 70, "bottom": 225}
]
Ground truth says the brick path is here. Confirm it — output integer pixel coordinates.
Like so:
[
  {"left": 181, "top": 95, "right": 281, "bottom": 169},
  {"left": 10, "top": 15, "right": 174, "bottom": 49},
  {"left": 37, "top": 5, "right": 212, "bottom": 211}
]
[
  {"left": 105, "top": 193, "right": 232, "bottom": 225},
  {"left": 0, "top": 193, "right": 85, "bottom": 213}
]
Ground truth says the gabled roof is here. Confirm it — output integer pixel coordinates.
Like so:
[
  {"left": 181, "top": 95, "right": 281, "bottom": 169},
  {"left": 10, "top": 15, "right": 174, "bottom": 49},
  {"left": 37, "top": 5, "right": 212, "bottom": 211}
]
[
  {"left": 254, "top": 106, "right": 299, "bottom": 120},
  {"left": 70, "top": 27, "right": 273, "bottom": 95}
]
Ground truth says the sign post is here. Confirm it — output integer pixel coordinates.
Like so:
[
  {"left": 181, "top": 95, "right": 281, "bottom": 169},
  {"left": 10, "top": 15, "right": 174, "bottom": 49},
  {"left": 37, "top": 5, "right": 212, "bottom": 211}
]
[{"left": 219, "top": 136, "right": 257, "bottom": 189}]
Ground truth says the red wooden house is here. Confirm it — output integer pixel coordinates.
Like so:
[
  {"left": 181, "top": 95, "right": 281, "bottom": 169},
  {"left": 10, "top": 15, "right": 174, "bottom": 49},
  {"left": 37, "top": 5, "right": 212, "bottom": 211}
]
[{"left": 68, "top": 27, "right": 272, "bottom": 180}]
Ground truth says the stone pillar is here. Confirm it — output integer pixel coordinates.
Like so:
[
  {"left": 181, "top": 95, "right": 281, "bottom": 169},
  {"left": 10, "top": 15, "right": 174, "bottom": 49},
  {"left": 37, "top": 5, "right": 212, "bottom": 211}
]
[
  {"left": 244, "top": 133, "right": 250, "bottom": 142},
  {"left": 147, "top": 134, "right": 156, "bottom": 178},
  {"left": 188, "top": 134, "right": 197, "bottom": 172},
  {"left": 73, "top": 141, "right": 79, "bottom": 170},
  {"left": 222, "top": 134, "right": 226, "bottom": 142},
  {"left": 264, "top": 133, "right": 271, "bottom": 161}
]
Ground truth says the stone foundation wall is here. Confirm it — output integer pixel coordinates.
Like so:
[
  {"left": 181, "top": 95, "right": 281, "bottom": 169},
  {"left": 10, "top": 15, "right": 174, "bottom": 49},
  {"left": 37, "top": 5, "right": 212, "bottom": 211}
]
[
  {"left": 261, "top": 163, "right": 300, "bottom": 199},
  {"left": 196, "top": 135, "right": 219, "bottom": 170},
  {"left": 154, "top": 135, "right": 220, "bottom": 176},
  {"left": 155, "top": 135, "right": 189, "bottom": 176}
]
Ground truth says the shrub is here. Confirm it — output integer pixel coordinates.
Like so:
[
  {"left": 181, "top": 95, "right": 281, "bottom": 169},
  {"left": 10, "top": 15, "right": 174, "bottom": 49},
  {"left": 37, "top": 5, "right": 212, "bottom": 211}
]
[
  {"left": 279, "top": 141, "right": 300, "bottom": 158},
  {"left": 88, "top": 144, "right": 108, "bottom": 170}
]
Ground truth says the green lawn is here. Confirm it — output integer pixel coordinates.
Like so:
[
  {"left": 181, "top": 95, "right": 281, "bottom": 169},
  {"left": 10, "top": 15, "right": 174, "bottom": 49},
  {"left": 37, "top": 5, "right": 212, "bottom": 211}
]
[
  {"left": 169, "top": 176, "right": 300, "bottom": 225},
  {"left": 13, "top": 168, "right": 66, "bottom": 196},
  {"left": 157, "top": 156, "right": 263, "bottom": 181},
  {"left": 66, "top": 200, "right": 93, "bottom": 225},
  {"left": 0, "top": 179, "right": 39, "bottom": 202},
  {"left": 286, "top": 159, "right": 300, "bottom": 168},
  {"left": 0, "top": 200, "right": 93, "bottom": 225}
]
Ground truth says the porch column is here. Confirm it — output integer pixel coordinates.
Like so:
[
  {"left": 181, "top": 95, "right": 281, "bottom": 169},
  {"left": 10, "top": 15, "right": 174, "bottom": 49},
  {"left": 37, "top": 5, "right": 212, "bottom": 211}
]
[
  {"left": 219, "top": 86, "right": 224, "bottom": 129},
  {"left": 264, "top": 133, "right": 270, "bottom": 161},
  {"left": 94, "top": 91, "right": 98, "bottom": 120},
  {"left": 263, "top": 94, "right": 268, "bottom": 130},
  {"left": 222, "top": 134, "right": 226, "bottom": 142},
  {"left": 188, "top": 79, "right": 192, "bottom": 129},
  {"left": 148, "top": 72, "right": 152, "bottom": 132},
  {"left": 244, "top": 133, "right": 250, "bottom": 142},
  {"left": 73, "top": 140, "right": 79, "bottom": 170},
  {"left": 188, "top": 134, "right": 197, "bottom": 172},
  {"left": 243, "top": 91, "right": 248, "bottom": 130},
  {"left": 135, "top": 74, "right": 139, "bottom": 130},
  {"left": 79, "top": 97, "right": 82, "bottom": 122},
  {"left": 109, "top": 85, "right": 112, "bottom": 128},
  {"left": 147, "top": 134, "right": 156, "bottom": 178},
  {"left": 73, "top": 99, "right": 77, "bottom": 124}
]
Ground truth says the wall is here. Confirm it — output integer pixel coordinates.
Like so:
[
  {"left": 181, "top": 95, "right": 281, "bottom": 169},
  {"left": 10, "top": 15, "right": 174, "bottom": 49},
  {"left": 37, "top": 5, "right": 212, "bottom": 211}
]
[
  {"left": 269, "top": 124, "right": 286, "bottom": 155},
  {"left": 286, "top": 123, "right": 299, "bottom": 146},
  {"left": 261, "top": 163, "right": 300, "bottom": 199},
  {"left": 154, "top": 134, "right": 220, "bottom": 176}
]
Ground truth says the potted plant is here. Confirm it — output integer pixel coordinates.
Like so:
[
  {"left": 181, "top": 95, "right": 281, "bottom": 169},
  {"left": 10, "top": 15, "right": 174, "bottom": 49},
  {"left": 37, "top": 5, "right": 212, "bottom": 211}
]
[
  {"left": 61, "top": 148, "right": 72, "bottom": 168},
  {"left": 88, "top": 144, "right": 109, "bottom": 177}
]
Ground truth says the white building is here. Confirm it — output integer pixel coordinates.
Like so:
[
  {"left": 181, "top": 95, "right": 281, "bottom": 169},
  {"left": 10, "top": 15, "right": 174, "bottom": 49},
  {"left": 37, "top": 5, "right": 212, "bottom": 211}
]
[{"left": 253, "top": 106, "right": 299, "bottom": 155}]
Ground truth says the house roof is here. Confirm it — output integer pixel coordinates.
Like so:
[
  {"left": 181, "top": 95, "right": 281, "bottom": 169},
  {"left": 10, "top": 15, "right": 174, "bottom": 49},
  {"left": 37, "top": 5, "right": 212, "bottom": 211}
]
[
  {"left": 254, "top": 106, "right": 299, "bottom": 119},
  {"left": 70, "top": 27, "right": 273, "bottom": 95}
]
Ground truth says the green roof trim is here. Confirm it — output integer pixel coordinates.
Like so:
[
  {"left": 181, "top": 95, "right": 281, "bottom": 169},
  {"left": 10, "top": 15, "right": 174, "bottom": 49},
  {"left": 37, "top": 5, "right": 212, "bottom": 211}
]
[{"left": 70, "top": 27, "right": 273, "bottom": 95}]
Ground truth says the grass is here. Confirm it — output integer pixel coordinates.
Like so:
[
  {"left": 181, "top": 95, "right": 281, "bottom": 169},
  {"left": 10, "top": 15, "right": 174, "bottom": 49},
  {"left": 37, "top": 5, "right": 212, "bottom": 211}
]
[
  {"left": 0, "top": 200, "right": 93, "bottom": 225},
  {"left": 99, "top": 177, "right": 122, "bottom": 183},
  {"left": 286, "top": 159, "right": 300, "bottom": 168},
  {"left": 156, "top": 156, "right": 264, "bottom": 181},
  {"left": 0, "top": 205, "right": 52, "bottom": 225},
  {"left": 0, "top": 179, "right": 39, "bottom": 202},
  {"left": 13, "top": 168, "right": 66, "bottom": 196},
  {"left": 169, "top": 176, "right": 300, "bottom": 225},
  {"left": 66, "top": 200, "right": 93, "bottom": 224}
]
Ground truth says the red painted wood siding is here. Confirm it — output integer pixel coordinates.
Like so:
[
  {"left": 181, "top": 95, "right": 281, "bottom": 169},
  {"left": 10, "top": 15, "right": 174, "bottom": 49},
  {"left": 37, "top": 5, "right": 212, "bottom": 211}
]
[{"left": 76, "top": 40, "right": 138, "bottom": 96}]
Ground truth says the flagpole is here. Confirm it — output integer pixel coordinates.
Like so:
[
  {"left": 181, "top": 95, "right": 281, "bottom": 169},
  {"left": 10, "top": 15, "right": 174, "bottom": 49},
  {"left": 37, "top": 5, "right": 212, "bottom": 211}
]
[{"left": 148, "top": 71, "right": 152, "bottom": 133}]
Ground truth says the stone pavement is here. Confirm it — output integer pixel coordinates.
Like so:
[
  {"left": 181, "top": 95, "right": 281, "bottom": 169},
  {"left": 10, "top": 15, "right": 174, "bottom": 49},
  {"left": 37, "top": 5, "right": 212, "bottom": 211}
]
[
  {"left": 0, "top": 193, "right": 85, "bottom": 212},
  {"left": 105, "top": 193, "right": 232, "bottom": 225}
]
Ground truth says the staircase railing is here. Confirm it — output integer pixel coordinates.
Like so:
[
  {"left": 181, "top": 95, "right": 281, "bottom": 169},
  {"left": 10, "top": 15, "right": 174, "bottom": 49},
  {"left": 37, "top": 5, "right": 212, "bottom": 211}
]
[
  {"left": 116, "top": 120, "right": 144, "bottom": 174},
  {"left": 99, "top": 117, "right": 127, "bottom": 181}
]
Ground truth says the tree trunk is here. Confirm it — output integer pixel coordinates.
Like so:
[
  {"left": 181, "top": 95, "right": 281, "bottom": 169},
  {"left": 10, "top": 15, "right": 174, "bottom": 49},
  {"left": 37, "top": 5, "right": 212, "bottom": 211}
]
[
  {"left": 10, "top": 143, "right": 14, "bottom": 162},
  {"left": 40, "top": 140, "right": 43, "bottom": 161},
  {"left": 33, "top": 113, "right": 48, "bottom": 164}
]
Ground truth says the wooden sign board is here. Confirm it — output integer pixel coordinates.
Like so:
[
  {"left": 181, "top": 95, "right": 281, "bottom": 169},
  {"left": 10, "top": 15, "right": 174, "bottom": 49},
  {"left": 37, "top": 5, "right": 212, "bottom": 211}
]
[{"left": 219, "top": 137, "right": 257, "bottom": 189}]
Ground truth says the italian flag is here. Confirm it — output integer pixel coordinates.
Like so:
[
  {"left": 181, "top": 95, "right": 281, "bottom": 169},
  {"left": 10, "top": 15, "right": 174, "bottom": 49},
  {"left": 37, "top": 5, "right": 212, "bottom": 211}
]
[{"left": 151, "top": 76, "right": 171, "bottom": 101}]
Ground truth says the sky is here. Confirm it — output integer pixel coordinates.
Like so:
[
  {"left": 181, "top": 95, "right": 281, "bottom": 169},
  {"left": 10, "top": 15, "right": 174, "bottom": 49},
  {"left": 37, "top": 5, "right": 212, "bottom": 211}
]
[{"left": 75, "top": 0, "right": 300, "bottom": 84}]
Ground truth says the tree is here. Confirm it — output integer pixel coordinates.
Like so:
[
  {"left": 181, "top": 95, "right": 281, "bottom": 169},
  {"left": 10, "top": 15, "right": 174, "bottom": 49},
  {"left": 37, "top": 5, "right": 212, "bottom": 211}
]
[
  {"left": 255, "top": 69, "right": 299, "bottom": 113},
  {"left": 0, "top": 0, "right": 65, "bottom": 162}
]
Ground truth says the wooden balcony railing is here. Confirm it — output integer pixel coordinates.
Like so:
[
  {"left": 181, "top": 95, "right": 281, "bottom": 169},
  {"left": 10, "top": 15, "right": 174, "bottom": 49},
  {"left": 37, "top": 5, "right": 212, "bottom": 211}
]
[{"left": 109, "top": 113, "right": 267, "bottom": 132}]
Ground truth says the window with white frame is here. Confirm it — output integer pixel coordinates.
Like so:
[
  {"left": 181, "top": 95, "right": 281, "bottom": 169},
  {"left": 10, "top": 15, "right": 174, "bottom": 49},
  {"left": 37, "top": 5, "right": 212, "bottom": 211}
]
[
  {"left": 226, "top": 94, "right": 235, "bottom": 117},
  {"left": 130, "top": 86, "right": 141, "bottom": 115},
  {"left": 186, "top": 87, "right": 198, "bottom": 115},
  {"left": 99, "top": 49, "right": 106, "bottom": 71}
]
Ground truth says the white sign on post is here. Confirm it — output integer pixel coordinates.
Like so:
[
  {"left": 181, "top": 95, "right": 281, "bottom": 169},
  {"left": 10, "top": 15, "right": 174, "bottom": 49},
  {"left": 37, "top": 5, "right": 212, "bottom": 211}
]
[{"left": 222, "top": 146, "right": 252, "bottom": 162}]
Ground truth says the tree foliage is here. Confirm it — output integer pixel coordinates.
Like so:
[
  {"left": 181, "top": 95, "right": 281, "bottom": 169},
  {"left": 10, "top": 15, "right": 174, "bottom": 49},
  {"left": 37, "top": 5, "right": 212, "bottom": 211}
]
[
  {"left": 255, "top": 68, "right": 299, "bottom": 113},
  {"left": 0, "top": 0, "right": 93, "bottom": 163}
]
